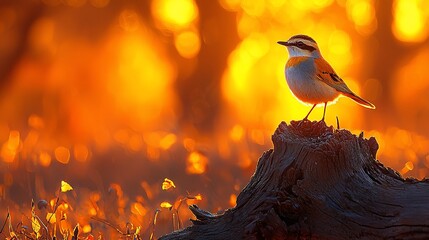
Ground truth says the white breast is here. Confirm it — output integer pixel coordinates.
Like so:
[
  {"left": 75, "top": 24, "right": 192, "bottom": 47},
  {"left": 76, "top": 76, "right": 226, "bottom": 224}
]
[{"left": 285, "top": 58, "right": 339, "bottom": 105}]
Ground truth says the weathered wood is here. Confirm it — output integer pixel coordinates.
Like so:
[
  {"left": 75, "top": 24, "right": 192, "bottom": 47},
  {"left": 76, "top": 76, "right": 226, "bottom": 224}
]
[{"left": 160, "top": 120, "right": 429, "bottom": 240}]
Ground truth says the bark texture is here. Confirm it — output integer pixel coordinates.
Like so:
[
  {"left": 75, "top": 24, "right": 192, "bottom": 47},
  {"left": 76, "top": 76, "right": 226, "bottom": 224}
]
[{"left": 160, "top": 120, "right": 429, "bottom": 240}]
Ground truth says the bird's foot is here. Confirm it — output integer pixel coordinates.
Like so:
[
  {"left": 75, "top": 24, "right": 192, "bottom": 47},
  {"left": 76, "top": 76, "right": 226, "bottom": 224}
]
[
  {"left": 289, "top": 118, "right": 332, "bottom": 138},
  {"left": 297, "top": 117, "right": 310, "bottom": 127}
]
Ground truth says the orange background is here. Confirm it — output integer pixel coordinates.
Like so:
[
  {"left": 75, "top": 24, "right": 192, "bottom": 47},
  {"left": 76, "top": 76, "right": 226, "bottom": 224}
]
[{"left": 1, "top": 0, "right": 429, "bottom": 238}]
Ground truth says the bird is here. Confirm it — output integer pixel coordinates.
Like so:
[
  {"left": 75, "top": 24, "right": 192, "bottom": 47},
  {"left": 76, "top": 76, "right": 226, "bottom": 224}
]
[{"left": 277, "top": 34, "right": 375, "bottom": 122}]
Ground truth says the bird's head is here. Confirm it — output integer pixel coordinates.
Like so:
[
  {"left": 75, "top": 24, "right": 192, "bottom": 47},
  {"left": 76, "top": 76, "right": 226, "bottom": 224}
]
[{"left": 278, "top": 35, "right": 321, "bottom": 58}]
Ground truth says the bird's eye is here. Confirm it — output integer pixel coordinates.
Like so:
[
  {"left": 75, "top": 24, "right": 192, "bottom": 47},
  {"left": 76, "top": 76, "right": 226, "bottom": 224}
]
[{"left": 297, "top": 41, "right": 304, "bottom": 46}]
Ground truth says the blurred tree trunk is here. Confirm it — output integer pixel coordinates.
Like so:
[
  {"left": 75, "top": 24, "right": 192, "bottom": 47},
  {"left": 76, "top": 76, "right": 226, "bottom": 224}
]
[
  {"left": 369, "top": 1, "right": 429, "bottom": 132},
  {"left": 0, "top": 2, "right": 42, "bottom": 91},
  {"left": 160, "top": 121, "right": 429, "bottom": 239},
  {"left": 175, "top": 1, "right": 239, "bottom": 133}
]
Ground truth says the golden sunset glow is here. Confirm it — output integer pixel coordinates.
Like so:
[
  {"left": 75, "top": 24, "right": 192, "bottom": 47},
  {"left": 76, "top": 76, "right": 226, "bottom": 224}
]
[
  {"left": 1, "top": 0, "right": 429, "bottom": 238},
  {"left": 229, "top": 193, "right": 237, "bottom": 207},
  {"left": 39, "top": 151, "right": 52, "bottom": 166},
  {"left": 175, "top": 30, "right": 201, "bottom": 58},
  {"left": 186, "top": 151, "right": 208, "bottom": 174},
  {"left": 110, "top": 34, "right": 176, "bottom": 127},
  {"left": 392, "top": 0, "right": 428, "bottom": 42},
  {"left": 151, "top": 0, "right": 199, "bottom": 31},
  {"left": 73, "top": 144, "right": 89, "bottom": 162},
  {"left": 346, "top": 0, "right": 377, "bottom": 35},
  {"left": 54, "top": 146, "right": 70, "bottom": 164},
  {"left": 1, "top": 131, "right": 20, "bottom": 163}
]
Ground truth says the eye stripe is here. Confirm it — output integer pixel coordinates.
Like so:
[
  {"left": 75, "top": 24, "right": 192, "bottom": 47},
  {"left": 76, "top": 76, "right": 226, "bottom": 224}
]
[{"left": 294, "top": 42, "right": 316, "bottom": 52}]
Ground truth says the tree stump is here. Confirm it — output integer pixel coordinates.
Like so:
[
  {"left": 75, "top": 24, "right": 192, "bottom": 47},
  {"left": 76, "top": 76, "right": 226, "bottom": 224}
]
[{"left": 160, "top": 120, "right": 429, "bottom": 240}]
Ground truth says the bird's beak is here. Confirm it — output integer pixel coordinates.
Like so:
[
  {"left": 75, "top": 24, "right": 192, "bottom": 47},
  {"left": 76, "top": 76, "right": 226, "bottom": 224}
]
[{"left": 277, "top": 41, "right": 290, "bottom": 46}]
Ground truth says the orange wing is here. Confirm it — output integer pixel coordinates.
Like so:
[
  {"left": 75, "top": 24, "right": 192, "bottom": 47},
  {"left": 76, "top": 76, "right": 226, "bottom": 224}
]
[
  {"left": 314, "top": 58, "right": 348, "bottom": 90},
  {"left": 314, "top": 58, "right": 376, "bottom": 109}
]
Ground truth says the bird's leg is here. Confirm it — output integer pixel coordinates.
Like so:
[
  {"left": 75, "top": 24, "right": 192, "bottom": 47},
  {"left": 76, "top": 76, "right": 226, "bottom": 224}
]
[
  {"left": 303, "top": 104, "right": 317, "bottom": 121},
  {"left": 321, "top": 102, "right": 327, "bottom": 122},
  {"left": 336, "top": 116, "right": 340, "bottom": 129}
]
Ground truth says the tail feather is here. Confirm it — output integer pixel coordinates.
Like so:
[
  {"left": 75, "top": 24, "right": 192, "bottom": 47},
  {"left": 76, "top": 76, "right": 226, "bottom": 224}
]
[
  {"left": 342, "top": 92, "right": 375, "bottom": 109},
  {"left": 329, "top": 81, "right": 376, "bottom": 109}
]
